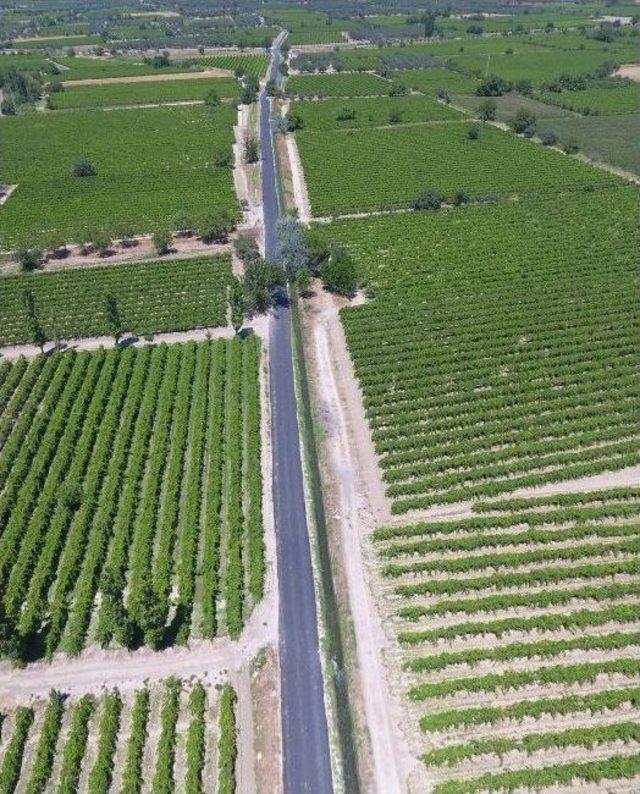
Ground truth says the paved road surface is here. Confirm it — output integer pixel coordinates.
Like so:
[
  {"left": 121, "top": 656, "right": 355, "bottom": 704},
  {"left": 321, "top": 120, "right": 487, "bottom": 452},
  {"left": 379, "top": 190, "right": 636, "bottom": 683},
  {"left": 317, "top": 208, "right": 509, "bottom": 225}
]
[{"left": 261, "top": 33, "right": 334, "bottom": 794}]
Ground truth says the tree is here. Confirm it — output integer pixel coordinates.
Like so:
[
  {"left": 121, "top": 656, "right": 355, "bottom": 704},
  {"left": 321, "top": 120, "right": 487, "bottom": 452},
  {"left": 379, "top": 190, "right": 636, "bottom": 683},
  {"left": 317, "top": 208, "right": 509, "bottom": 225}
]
[
  {"left": 205, "top": 90, "right": 220, "bottom": 108},
  {"left": 467, "top": 125, "right": 480, "bottom": 140},
  {"left": 105, "top": 294, "right": 122, "bottom": 344},
  {"left": 16, "top": 247, "right": 42, "bottom": 271},
  {"left": 152, "top": 229, "right": 172, "bottom": 255},
  {"left": 243, "top": 135, "right": 260, "bottom": 164},
  {"left": 244, "top": 258, "right": 285, "bottom": 313},
  {"left": 72, "top": 159, "right": 96, "bottom": 177},
  {"left": 274, "top": 217, "right": 308, "bottom": 279},
  {"left": 93, "top": 229, "right": 112, "bottom": 256},
  {"left": 322, "top": 247, "right": 358, "bottom": 297},
  {"left": 476, "top": 75, "right": 513, "bottom": 96},
  {"left": 515, "top": 79, "right": 533, "bottom": 96},
  {"left": 24, "top": 289, "right": 46, "bottom": 353},
  {"left": 562, "top": 138, "right": 579, "bottom": 154},
  {"left": 541, "top": 129, "right": 558, "bottom": 146},
  {"left": 389, "top": 81, "right": 408, "bottom": 97},
  {"left": 412, "top": 189, "right": 443, "bottom": 211},
  {"left": 295, "top": 266, "right": 311, "bottom": 296},
  {"left": 266, "top": 78, "right": 278, "bottom": 96},
  {"left": 508, "top": 108, "right": 537, "bottom": 134},
  {"left": 436, "top": 87, "right": 450, "bottom": 103},
  {"left": 303, "top": 227, "right": 330, "bottom": 275},
  {"left": 282, "top": 111, "right": 304, "bottom": 131},
  {"left": 229, "top": 277, "right": 245, "bottom": 333},
  {"left": 1, "top": 96, "right": 16, "bottom": 115},
  {"left": 199, "top": 210, "right": 235, "bottom": 243},
  {"left": 478, "top": 98, "right": 497, "bottom": 121}
]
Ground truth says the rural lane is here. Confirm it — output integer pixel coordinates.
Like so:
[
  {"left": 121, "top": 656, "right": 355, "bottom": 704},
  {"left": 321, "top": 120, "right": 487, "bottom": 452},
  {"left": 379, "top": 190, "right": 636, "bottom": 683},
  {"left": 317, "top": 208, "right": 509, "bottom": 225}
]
[{"left": 261, "top": 32, "right": 334, "bottom": 794}]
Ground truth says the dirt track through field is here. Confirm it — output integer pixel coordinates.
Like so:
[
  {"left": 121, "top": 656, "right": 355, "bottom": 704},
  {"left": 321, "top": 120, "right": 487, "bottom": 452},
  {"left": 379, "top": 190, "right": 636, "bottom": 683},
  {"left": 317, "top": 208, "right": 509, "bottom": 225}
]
[{"left": 61, "top": 68, "right": 232, "bottom": 87}]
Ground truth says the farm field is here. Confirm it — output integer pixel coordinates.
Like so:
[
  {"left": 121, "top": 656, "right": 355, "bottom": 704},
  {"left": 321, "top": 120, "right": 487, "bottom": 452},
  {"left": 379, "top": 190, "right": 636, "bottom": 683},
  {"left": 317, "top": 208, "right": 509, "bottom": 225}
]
[
  {"left": 0, "top": 104, "right": 239, "bottom": 247},
  {"left": 185, "top": 52, "right": 270, "bottom": 76},
  {"left": 287, "top": 72, "right": 392, "bottom": 98},
  {"left": 47, "top": 55, "right": 203, "bottom": 81},
  {"left": 291, "top": 94, "right": 464, "bottom": 129},
  {"left": 536, "top": 113, "right": 640, "bottom": 175},
  {"left": 296, "top": 120, "right": 617, "bottom": 215},
  {"left": 0, "top": 338, "right": 263, "bottom": 660},
  {"left": 539, "top": 81, "right": 640, "bottom": 115},
  {"left": 449, "top": 47, "right": 635, "bottom": 86},
  {"left": 321, "top": 185, "right": 639, "bottom": 511},
  {"left": 0, "top": 679, "right": 238, "bottom": 792},
  {"left": 49, "top": 75, "right": 241, "bottom": 108},
  {"left": 391, "top": 68, "right": 480, "bottom": 95},
  {"left": 373, "top": 492, "right": 640, "bottom": 792},
  {"left": 0, "top": 256, "right": 233, "bottom": 345},
  {"left": 452, "top": 91, "right": 576, "bottom": 121}
]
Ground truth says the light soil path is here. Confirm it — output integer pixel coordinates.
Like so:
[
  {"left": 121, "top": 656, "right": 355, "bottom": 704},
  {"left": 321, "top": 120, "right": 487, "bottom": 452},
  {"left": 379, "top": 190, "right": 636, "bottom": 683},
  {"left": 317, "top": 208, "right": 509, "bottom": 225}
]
[
  {"left": 285, "top": 133, "right": 311, "bottom": 222},
  {"left": 1, "top": 238, "right": 232, "bottom": 275},
  {"left": 61, "top": 68, "right": 232, "bottom": 87},
  {"left": 0, "top": 314, "right": 270, "bottom": 360},
  {"left": 303, "top": 286, "right": 425, "bottom": 793},
  {"left": 615, "top": 64, "right": 640, "bottom": 82}
]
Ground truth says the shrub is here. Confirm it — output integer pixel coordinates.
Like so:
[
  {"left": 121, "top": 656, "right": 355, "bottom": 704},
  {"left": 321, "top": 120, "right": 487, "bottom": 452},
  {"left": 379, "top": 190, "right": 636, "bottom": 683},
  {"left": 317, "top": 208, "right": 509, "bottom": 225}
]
[
  {"left": 72, "top": 160, "right": 96, "bottom": 177},
  {"left": 336, "top": 106, "right": 356, "bottom": 121},
  {"left": 152, "top": 229, "right": 172, "bottom": 255},
  {"left": 436, "top": 87, "right": 450, "bottom": 103},
  {"left": 467, "top": 125, "right": 480, "bottom": 140},
  {"left": 563, "top": 138, "right": 579, "bottom": 154},
  {"left": 477, "top": 98, "right": 497, "bottom": 121},
  {"left": 389, "top": 110, "right": 403, "bottom": 124},
  {"left": 16, "top": 247, "right": 43, "bottom": 271},
  {"left": 412, "top": 189, "right": 443, "bottom": 211},
  {"left": 199, "top": 210, "right": 235, "bottom": 243},
  {"left": 477, "top": 75, "right": 513, "bottom": 96},
  {"left": 243, "top": 136, "right": 260, "bottom": 164},
  {"left": 541, "top": 129, "right": 558, "bottom": 146},
  {"left": 509, "top": 109, "right": 537, "bottom": 134},
  {"left": 389, "top": 82, "right": 409, "bottom": 97},
  {"left": 322, "top": 246, "right": 358, "bottom": 296},
  {"left": 49, "top": 81, "right": 64, "bottom": 93},
  {"left": 205, "top": 90, "right": 220, "bottom": 108}
]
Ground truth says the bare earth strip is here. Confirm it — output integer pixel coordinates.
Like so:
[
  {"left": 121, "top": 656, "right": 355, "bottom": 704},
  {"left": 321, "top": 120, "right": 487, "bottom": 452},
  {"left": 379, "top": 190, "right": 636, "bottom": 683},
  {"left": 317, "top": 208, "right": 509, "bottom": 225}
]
[
  {"left": 61, "top": 69, "right": 232, "bottom": 87},
  {"left": 302, "top": 285, "right": 425, "bottom": 792}
]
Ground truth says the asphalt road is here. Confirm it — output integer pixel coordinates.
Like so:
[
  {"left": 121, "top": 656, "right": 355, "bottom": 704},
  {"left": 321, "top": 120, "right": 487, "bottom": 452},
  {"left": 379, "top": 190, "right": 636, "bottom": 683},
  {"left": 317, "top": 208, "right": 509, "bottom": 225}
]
[{"left": 261, "top": 34, "right": 334, "bottom": 794}]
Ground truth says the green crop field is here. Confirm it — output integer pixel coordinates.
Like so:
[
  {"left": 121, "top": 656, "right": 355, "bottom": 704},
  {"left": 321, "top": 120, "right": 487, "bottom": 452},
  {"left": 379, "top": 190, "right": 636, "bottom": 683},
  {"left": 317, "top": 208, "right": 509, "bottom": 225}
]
[
  {"left": 186, "top": 52, "right": 269, "bottom": 76},
  {"left": 49, "top": 75, "right": 241, "bottom": 108},
  {"left": 0, "top": 679, "right": 238, "bottom": 792},
  {"left": 320, "top": 185, "right": 639, "bottom": 510},
  {"left": 0, "top": 337, "right": 263, "bottom": 659},
  {"left": 392, "top": 68, "right": 480, "bottom": 95},
  {"left": 453, "top": 91, "right": 576, "bottom": 121},
  {"left": 0, "top": 256, "right": 232, "bottom": 345},
  {"left": 292, "top": 94, "right": 464, "bottom": 129},
  {"left": 373, "top": 492, "right": 640, "bottom": 791},
  {"left": 13, "top": 34, "right": 103, "bottom": 48},
  {"left": 296, "top": 121, "right": 616, "bottom": 215},
  {"left": 50, "top": 55, "right": 202, "bottom": 81},
  {"left": 540, "top": 81, "right": 640, "bottom": 115},
  {"left": 449, "top": 47, "right": 632, "bottom": 86},
  {"left": 0, "top": 104, "right": 239, "bottom": 247},
  {"left": 287, "top": 72, "right": 392, "bottom": 98},
  {"left": 537, "top": 113, "right": 640, "bottom": 175}
]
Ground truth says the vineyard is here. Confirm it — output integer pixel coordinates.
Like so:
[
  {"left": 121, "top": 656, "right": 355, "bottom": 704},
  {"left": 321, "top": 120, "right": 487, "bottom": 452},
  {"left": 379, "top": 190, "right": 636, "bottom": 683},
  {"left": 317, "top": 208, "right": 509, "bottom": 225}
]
[
  {"left": 48, "top": 56, "right": 201, "bottom": 81},
  {"left": 323, "top": 186, "right": 639, "bottom": 511},
  {"left": 391, "top": 68, "right": 479, "bottom": 95},
  {"left": 49, "top": 76, "right": 241, "bottom": 108},
  {"left": 0, "top": 256, "right": 232, "bottom": 345},
  {"left": 372, "top": 493, "right": 640, "bottom": 791},
  {"left": 186, "top": 53, "right": 269, "bottom": 76},
  {"left": 296, "top": 121, "right": 616, "bottom": 216},
  {"left": 539, "top": 82, "right": 640, "bottom": 115},
  {"left": 0, "top": 338, "right": 263, "bottom": 659},
  {"left": 291, "top": 95, "right": 463, "bottom": 130},
  {"left": 286, "top": 72, "right": 392, "bottom": 98},
  {"left": 0, "top": 679, "right": 238, "bottom": 792},
  {"left": 0, "top": 104, "right": 239, "bottom": 247}
]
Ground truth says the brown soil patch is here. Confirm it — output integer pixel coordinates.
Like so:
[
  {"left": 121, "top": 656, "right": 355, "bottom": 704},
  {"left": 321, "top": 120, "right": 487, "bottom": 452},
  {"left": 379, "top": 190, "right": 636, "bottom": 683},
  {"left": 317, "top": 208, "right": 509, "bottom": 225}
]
[
  {"left": 61, "top": 68, "right": 232, "bottom": 87},
  {"left": 615, "top": 64, "right": 640, "bottom": 82},
  {"left": 251, "top": 646, "right": 282, "bottom": 794}
]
